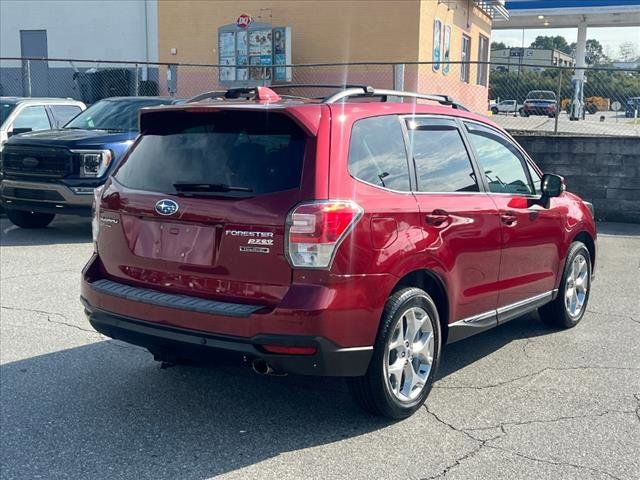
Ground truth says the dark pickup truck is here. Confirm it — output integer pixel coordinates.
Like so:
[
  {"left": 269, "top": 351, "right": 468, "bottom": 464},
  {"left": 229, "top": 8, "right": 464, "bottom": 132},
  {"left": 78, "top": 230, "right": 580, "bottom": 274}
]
[{"left": 0, "top": 96, "right": 181, "bottom": 228}]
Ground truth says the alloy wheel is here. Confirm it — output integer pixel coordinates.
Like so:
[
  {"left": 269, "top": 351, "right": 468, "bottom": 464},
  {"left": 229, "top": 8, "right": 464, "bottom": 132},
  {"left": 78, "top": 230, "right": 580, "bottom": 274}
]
[
  {"left": 565, "top": 253, "right": 589, "bottom": 318},
  {"left": 384, "top": 306, "right": 434, "bottom": 402}
]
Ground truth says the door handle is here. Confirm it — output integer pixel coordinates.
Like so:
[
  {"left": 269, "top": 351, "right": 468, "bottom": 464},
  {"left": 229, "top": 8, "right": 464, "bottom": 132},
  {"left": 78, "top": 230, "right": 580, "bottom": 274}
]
[
  {"left": 500, "top": 212, "right": 518, "bottom": 226},
  {"left": 426, "top": 209, "right": 450, "bottom": 226}
]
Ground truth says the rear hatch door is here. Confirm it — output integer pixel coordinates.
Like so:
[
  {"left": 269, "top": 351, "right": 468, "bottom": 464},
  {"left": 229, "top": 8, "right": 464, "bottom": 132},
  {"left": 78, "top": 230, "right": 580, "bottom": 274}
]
[{"left": 97, "top": 107, "right": 311, "bottom": 307}]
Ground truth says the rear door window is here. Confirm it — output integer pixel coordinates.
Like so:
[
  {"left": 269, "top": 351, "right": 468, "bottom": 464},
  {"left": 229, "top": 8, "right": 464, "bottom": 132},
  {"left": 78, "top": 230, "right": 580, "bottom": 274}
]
[
  {"left": 115, "top": 110, "right": 306, "bottom": 196},
  {"left": 348, "top": 115, "right": 411, "bottom": 191},
  {"left": 50, "top": 104, "right": 82, "bottom": 127},
  {"left": 406, "top": 118, "right": 479, "bottom": 193}
]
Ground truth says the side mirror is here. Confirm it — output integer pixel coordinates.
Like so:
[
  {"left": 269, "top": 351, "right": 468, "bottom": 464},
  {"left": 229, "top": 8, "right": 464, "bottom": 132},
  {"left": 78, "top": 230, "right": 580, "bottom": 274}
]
[
  {"left": 541, "top": 173, "right": 565, "bottom": 198},
  {"left": 7, "top": 127, "right": 32, "bottom": 138}
]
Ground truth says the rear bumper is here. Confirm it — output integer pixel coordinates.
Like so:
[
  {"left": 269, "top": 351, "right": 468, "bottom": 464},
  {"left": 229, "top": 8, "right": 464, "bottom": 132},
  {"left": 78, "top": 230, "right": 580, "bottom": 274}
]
[
  {"left": 80, "top": 254, "right": 397, "bottom": 376},
  {"left": 82, "top": 298, "right": 373, "bottom": 376}
]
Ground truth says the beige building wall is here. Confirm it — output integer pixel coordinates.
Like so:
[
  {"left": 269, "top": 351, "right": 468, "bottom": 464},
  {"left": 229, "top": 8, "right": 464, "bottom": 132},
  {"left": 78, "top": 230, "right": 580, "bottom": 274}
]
[
  {"left": 157, "top": 0, "right": 491, "bottom": 111},
  {"left": 414, "top": 1, "right": 491, "bottom": 111},
  {"left": 158, "top": 0, "right": 421, "bottom": 64}
]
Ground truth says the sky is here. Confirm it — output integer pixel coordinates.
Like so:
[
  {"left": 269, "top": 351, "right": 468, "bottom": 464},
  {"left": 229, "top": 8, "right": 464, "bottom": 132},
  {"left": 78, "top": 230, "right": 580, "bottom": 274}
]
[{"left": 492, "top": 26, "right": 640, "bottom": 59}]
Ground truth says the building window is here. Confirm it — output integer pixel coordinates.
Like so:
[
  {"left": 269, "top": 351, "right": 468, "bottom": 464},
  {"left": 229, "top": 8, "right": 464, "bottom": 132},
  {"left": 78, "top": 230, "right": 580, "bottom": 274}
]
[
  {"left": 477, "top": 34, "right": 489, "bottom": 86},
  {"left": 461, "top": 34, "right": 471, "bottom": 83}
]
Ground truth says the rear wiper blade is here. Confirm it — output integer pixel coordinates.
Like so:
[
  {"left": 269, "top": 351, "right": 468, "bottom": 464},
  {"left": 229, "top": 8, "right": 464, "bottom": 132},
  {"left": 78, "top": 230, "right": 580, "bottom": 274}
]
[{"left": 173, "top": 182, "right": 253, "bottom": 193}]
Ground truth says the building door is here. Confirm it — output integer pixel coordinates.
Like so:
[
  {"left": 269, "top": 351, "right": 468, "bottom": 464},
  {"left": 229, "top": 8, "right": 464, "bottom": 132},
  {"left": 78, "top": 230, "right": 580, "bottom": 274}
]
[{"left": 20, "top": 30, "right": 49, "bottom": 97}]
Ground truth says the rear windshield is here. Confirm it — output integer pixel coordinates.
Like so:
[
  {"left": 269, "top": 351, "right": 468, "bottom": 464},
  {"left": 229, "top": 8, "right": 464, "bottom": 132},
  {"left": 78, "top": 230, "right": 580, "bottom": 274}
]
[
  {"left": 526, "top": 91, "right": 556, "bottom": 100},
  {"left": 114, "top": 110, "right": 306, "bottom": 197}
]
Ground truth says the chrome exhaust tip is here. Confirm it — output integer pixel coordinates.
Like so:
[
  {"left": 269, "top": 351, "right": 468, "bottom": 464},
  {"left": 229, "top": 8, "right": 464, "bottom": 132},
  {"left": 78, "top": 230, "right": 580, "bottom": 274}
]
[{"left": 251, "top": 359, "right": 274, "bottom": 375}]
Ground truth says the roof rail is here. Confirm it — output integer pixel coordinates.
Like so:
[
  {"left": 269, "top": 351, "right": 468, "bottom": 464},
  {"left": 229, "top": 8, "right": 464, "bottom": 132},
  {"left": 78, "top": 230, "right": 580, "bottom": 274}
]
[
  {"left": 323, "top": 87, "right": 468, "bottom": 110},
  {"left": 187, "top": 84, "right": 371, "bottom": 103},
  {"left": 187, "top": 85, "right": 468, "bottom": 110},
  {"left": 186, "top": 90, "right": 229, "bottom": 103},
  {"left": 269, "top": 84, "right": 370, "bottom": 91}
]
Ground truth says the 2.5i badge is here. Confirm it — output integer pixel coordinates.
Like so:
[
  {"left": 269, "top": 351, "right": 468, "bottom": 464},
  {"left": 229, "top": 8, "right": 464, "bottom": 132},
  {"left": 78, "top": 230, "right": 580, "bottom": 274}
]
[{"left": 240, "top": 246, "right": 270, "bottom": 254}]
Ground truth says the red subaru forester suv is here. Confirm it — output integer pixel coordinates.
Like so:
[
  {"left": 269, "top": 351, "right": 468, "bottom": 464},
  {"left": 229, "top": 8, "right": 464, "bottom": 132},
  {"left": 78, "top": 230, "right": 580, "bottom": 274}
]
[{"left": 81, "top": 86, "right": 596, "bottom": 419}]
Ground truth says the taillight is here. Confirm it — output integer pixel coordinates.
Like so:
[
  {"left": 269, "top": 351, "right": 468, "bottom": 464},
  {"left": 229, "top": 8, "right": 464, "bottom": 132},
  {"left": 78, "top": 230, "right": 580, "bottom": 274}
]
[{"left": 286, "top": 200, "right": 363, "bottom": 268}]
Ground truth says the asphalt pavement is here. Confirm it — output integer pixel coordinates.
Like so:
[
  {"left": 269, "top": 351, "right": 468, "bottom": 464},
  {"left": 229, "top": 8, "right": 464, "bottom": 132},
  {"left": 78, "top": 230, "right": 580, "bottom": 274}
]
[{"left": 1, "top": 216, "right": 639, "bottom": 480}]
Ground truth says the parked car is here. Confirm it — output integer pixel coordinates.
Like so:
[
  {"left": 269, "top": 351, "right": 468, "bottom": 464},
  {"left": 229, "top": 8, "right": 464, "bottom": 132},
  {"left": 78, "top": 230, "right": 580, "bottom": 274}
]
[
  {"left": 521, "top": 90, "right": 558, "bottom": 118},
  {"left": 81, "top": 86, "right": 596, "bottom": 419},
  {"left": 0, "top": 97, "right": 86, "bottom": 149},
  {"left": 625, "top": 97, "right": 640, "bottom": 118},
  {"left": 0, "top": 96, "right": 182, "bottom": 228},
  {"left": 491, "top": 99, "right": 521, "bottom": 115}
]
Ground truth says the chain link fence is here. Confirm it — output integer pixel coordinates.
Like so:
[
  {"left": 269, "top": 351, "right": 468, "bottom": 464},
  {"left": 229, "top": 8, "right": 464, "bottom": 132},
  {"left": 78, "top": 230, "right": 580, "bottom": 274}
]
[{"left": 1, "top": 57, "right": 638, "bottom": 136}]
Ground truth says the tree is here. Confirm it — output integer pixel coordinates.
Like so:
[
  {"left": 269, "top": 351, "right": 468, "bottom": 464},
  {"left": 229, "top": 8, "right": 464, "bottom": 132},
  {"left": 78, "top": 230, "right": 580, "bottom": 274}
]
[
  {"left": 569, "top": 39, "right": 609, "bottom": 65},
  {"left": 491, "top": 41, "right": 507, "bottom": 51},
  {"left": 619, "top": 42, "right": 638, "bottom": 62},
  {"left": 529, "top": 35, "right": 572, "bottom": 54}
]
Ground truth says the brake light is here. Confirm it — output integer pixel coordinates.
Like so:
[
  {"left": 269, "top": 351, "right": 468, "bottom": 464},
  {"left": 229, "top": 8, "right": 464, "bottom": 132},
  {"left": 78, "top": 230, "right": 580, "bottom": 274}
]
[{"left": 286, "top": 200, "right": 363, "bottom": 268}]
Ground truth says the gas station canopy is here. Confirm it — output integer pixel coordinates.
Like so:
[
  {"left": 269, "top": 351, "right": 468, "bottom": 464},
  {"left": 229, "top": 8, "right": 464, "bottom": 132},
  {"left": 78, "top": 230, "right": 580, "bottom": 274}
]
[{"left": 494, "top": 0, "right": 640, "bottom": 29}]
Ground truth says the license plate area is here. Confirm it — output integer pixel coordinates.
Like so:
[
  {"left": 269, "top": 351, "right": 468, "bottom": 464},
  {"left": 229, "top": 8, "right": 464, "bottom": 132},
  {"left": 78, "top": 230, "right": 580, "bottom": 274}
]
[{"left": 128, "top": 218, "right": 215, "bottom": 265}]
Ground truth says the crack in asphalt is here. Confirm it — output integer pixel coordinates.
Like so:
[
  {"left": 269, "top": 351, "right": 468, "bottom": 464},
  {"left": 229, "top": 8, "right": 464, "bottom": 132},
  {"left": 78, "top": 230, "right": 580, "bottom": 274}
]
[
  {"left": 634, "top": 393, "right": 640, "bottom": 423},
  {"left": 422, "top": 404, "right": 499, "bottom": 480},
  {"left": 433, "top": 365, "right": 640, "bottom": 391},
  {"left": 1, "top": 305, "right": 95, "bottom": 334},
  {"left": 465, "top": 409, "right": 637, "bottom": 433},
  {"left": 423, "top": 404, "right": 631, "bottom": 480},
  {"left": 0, "top": 305, "right": 141, "bottom": 351},
  {"left": 485, "top": 444, "right": 625, "bottom": 480},
  {"left": 587, "top": 309, "right": 640, "bottom": 325},
  {"left": 520, "top": 335, "right": 535, "bottom": 359}
]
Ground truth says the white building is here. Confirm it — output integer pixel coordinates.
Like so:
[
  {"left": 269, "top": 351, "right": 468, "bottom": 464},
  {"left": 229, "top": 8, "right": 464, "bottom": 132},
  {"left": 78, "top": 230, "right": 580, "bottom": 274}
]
[
  {"left": 0, "top": 0, "right": 158, "bottom": 98},
  {"left": 491, "top": 47, "right": 575, "bottom": 72}
]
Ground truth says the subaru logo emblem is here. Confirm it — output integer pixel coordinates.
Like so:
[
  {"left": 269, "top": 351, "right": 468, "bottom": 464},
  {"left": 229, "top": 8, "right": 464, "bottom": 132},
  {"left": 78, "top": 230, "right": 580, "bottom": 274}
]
[{"left": 155, "top": 199, "right": 179, "bottom": 216}]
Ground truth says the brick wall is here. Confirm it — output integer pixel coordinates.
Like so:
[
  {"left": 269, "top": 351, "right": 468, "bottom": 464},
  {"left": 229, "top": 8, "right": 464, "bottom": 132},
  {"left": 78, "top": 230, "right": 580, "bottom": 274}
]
[{"left": 513, "top": 135, "right": 640, "bottom": 224}]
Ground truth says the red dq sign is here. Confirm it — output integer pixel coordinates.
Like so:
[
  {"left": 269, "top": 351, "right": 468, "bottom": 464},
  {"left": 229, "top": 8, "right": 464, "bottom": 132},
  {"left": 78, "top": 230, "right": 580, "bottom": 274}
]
[{"left": 236, "top": 13, "right": 253, "bottom": 28}]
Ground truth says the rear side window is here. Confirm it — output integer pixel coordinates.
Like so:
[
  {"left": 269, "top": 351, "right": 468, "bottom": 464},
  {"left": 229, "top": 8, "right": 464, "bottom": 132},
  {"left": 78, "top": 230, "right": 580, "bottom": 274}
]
[
  {"left": 115, "top": 110, "right": 306, "bottom": 196},
  {"left": 51, "top": 105, "right": 82, "bottom": 127},
  {"left": 348, "top": 115, "right": 410, "bottom": 191},
  {"left": 407, "top": 120, "right": 479, "bottom": 193}
]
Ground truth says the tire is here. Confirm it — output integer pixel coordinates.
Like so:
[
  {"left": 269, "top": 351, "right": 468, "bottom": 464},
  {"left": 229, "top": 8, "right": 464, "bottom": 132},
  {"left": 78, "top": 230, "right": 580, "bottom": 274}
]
[
  {"left": 349, "top": 287, "right": 441, "bottom": 419},
  {"left": 6, "top": 209, "right": 55, "bottom": 229},
  {"left": 491, "top": 107, "right": 498, "bottom": 115},
  {"left": 521, "top": 111, "right": 529, "bottom": 117},
  {"left": 539, "top": 242, "right": 591, "bottom": 329}
]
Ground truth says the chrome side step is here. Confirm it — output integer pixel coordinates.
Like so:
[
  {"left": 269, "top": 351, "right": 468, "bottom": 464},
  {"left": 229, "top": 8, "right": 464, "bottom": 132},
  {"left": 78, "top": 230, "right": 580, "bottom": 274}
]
[{"left": 447, "top": 289, "right": 557, "bottom": 344}]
